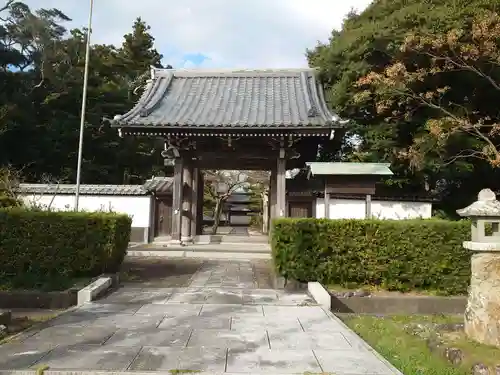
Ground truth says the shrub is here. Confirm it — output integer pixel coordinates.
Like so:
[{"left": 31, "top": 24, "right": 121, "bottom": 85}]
[
  {"left": 0, "top": 208, "right": 131, "bottom": 289},
  {"left": 272, "top": 218, "right": 471, "bottom": 295},
  {"left": 0, "top": 194, "right": 22, "bottom": 208}
]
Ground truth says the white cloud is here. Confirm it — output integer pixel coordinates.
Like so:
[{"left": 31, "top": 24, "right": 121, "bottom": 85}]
[{"left": 22, "top": 0, "right": 373, "bottom": 68}]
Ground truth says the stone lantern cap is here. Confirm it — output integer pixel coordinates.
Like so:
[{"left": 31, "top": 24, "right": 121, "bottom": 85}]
[{"left": 456, "top": 189, "right": 500, "bottom": 217}]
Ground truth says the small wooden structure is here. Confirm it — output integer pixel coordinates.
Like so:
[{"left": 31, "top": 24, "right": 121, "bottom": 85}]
[{"left": 306, "top": 162, "right": 393, "bottom": 219}]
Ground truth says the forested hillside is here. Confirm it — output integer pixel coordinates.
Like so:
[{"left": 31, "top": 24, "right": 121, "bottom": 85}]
[{"left": 308, "top": 0, "right": 500, "bottom": 214}]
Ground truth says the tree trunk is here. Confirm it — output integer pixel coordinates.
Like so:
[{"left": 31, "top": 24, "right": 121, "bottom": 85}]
[{"left": 211, "top": 198, "right": 223, "bottom": 235}]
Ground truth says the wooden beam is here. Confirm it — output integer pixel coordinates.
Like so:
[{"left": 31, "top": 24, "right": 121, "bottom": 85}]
[
  {"left": 181, "top": 160, "right": 193, "bottom": 242},
  {"left": 171, "top": 158, "right": 183, "bottom": 242},
  {"left": 191, "top": 166, "right": 199, "bottom": 238},
  {"left": 276, "top": 151, "right": 286, "bottom": 218}
]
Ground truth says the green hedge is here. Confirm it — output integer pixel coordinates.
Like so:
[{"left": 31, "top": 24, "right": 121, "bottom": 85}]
[
  {"left": 272, "top": 218, "right": 471, "bottom": 295},
  {"left": 0, "top": 208, "right": 131, "bottom": 289}
]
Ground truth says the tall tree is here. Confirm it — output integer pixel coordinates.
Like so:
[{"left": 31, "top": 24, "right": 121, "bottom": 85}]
[
  {"left": 0, "top": 5, "right": 170, "bottom": 185},
  {"left": 117, "top": 17, "right": 166, "bottom": 93},
  {"left": 308, "top": 0, "right": 500, "bottom": 213}
]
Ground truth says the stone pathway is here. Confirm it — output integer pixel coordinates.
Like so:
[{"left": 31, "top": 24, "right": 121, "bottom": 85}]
[
  {"left": 228, "top": 227, "right": 249, "bottom": 236},
  {"left": 0, "top": 260, "right": 401, "bottom": 374}
]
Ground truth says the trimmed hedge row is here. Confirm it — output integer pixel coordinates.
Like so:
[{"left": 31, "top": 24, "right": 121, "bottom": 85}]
[
  {"left": 271, "top": 218, "right": 471, "bottom": 295},
  {"left": 0, "top": 208, "right": 131, "bottom": 289}
]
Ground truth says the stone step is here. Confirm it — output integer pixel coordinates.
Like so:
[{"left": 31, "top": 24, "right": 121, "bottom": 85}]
[
  {"left": 221, "top": 235, "right": 269, "bottom": 244},
  {"left": 126, "top": 249, "right": 271, "bottom": 260},
  {"left": 135, "top": 244, "right": 270, "bottom": 253}
]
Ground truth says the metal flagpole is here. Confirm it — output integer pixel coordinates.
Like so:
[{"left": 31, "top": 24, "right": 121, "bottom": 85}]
[{"left": 74, "top": 0, "right": 94, "bottom": 211}]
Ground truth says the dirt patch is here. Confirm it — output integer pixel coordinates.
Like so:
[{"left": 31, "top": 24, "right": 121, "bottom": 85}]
[
  {"left": 120, "top": 257, "right": 203, "bottom": 288},
  {"left": 329, "top": 284, "right": 466, "bottom": 298}
]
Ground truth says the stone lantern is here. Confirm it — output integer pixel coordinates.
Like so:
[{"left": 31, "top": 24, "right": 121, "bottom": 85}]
[{"left": 457, "top": 188, "right": 500, "bottom": 347}]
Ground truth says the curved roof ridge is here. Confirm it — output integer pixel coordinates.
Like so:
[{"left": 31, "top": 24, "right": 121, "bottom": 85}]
[{"left": 112, "top": 67, "right": 344, "bottom": 130}]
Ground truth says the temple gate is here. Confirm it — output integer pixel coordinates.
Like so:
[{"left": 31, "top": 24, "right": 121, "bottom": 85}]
[{"left": 111, "top": 67, "right": 343, "bottom": 243}]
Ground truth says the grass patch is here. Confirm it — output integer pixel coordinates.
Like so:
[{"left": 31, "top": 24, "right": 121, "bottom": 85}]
[{"left": 343, "top": 314, "right": 500, "bottom": 375}]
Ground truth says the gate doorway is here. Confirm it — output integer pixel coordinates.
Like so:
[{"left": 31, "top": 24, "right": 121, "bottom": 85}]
[{"left": 154, "top": 196, "right": 172, "bottom": 237}]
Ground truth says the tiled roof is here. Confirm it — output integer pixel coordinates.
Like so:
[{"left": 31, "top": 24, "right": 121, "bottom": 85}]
[
  {"left": 15, "top": 177, "right": 174, "bottom": 196},
  {"left": 142, "top": 177, "right": 173, "bottom": 193},
  {"left": 306, "top": 162, "right": 393, "bottom": 176},
  {"left": 16, "top": 184, "right": 147, "bottom": 196},
  {"left": 112, "top": 68, "right": 343, "bottom": 129}
]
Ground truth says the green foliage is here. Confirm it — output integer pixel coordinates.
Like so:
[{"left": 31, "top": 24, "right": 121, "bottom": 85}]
[
  {"left": 0, "top": 208, "right": 131, "bottom": 290},
  {"left": 272, "top": 218, "right": 471, "bottom": 295},
  {"left": 0, "top": 195, "right": 21, "bottom": 208},
  {"left": 308, "top": 0, "right": 500, "bottom": 214},
  {"left": 0, "top": 3, "right": 169, "bottom": 184}
]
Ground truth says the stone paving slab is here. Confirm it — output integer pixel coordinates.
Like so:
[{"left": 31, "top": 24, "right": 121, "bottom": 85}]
[
  {"left": 158, "top": 315, "right": 231, "bottom": 330},
  {"left": 199, "top": 304, "right": 264, "bottom": 317},
  {"left": 230, "top": 316, "right": 304, "bottom": 332},
  {"left": 36, "top": 345, "right": 140, "bottom": 371},
  {"left": 129, "top": 347, "right": 227, "bottom": 372},
  {"left": 226, "top": 348, "right": 323, "bottom": 374},
  {"left": 134, "top": 303, "right": 203, "bottom": 317},
  {"left": 267, "top": 329, "right": 353, "bottom": 350},
  {"left": 26, "top": 325, "right": 117, "bottom": 346},
  {"left": 187, "top": 329, "right": 270, "bottom": 350},
  {"left": 314, "top": 349, "right": 399, "bottom": 374},
  {"left": 0, "top": 260, "right": 401, "bottom": 375},
  {"left": 0, "top": 342, "right": 56, "bottom": 369},
  {"left": 104, "top": 327, "right": 192, "bottom": 347}
]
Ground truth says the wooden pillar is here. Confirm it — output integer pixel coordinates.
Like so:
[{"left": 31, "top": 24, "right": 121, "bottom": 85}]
[
  {"left": 365, "top": 194, "right": 372, "bottom": 219},
  {"left": 181, "top": 160, "right": 193, "bottom": 242},
  {"left": 324, "top": 179, "right": 330, "bottom": 219},
  {"left": 270, "top": 167, "right": 277, "bottom": 223},
  {"left": 262, "top": 189, "right": 269, "bottom": 234},
  {"left": 276, "top": 150, "right": 287, "bottom": 218},
  {"left": 191, "top": 165, "right": 199, "bottom": 239},
  {"left": 196, "top": 170, "right": 204, "bottom": 235},
  {"left": 171, "top": 157, "right": 183, "bottom": 243}
]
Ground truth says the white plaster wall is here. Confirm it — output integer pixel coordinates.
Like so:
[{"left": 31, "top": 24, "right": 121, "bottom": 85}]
[
  {"left": 315, "top": 198, "right": 432, "bottom": 220},
  {"left": 19, "top": 194, "right": 151, "bottom": 227}
]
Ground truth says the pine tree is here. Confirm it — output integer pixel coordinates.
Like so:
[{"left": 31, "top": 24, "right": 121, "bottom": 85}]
[{"left": 119, "top": 17, "right": 163, "bottom": 80}]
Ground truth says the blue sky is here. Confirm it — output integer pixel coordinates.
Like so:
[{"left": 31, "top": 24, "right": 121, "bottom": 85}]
[{"left": 23, "top": 0, "right": 373, "bottom": 69}]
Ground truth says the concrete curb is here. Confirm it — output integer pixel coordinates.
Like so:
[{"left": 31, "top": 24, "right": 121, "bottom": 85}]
[
  {"left": 77, "top": 277, "right": 112, "bottom": 306},
  {"left": 307, "top": 281, "right": 331, "bottom": 309}
]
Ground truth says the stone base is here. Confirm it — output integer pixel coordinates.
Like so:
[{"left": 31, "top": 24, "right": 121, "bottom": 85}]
[
  {"left": 465, "top": 252, "right": 500, "bottom": 347},
  {"left": 181, "top": 236, "right": 194, "bottom": 245}
]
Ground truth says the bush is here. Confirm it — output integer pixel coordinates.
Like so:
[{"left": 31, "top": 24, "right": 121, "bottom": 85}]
[
  {"left": 0, "top": 194, "right": 22, "bottom": 208},
  {"left": 272, "top": 218, "right": 471, "bottom": 295},
  {"left": 0, "top": 208, "right": 131, "bottom": 289}
]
